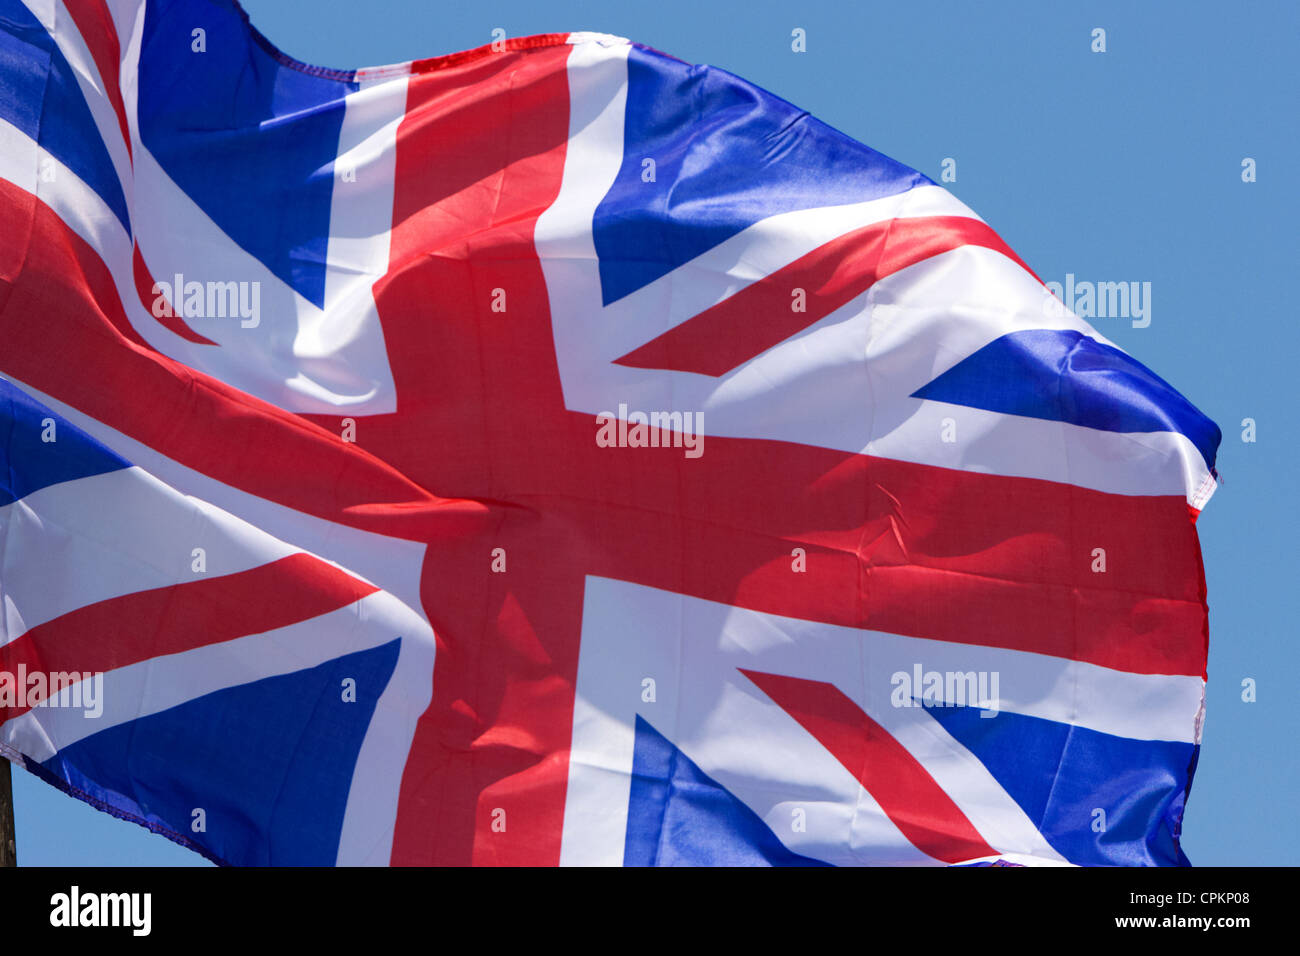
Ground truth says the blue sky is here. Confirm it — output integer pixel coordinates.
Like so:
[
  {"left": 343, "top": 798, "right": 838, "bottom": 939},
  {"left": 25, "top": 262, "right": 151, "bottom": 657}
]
[{"left": 12, "top": 0, "right": 1296, "bottom": 865}]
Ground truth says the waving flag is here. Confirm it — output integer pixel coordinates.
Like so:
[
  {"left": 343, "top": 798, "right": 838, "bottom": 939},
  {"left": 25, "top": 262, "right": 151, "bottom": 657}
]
[{"left": 0, "top": 0, "right": 1219, "bottom": 866}]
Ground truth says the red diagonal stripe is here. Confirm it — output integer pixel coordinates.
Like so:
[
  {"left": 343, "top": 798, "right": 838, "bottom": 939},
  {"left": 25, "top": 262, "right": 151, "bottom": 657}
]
[
  {"left": 63, "top": 0, "right": 132, "bottom": 161},
  {"left": 0, "top": 553, "right": 378, "bottom": 720},
  {"left": 741, "top": 669, "right": 999, "bottom": 864},
  {"left": 615, "top": 215, "right": 1039, "bottom": 377},
  {"left": 132, "top": 242, "right": 218, "bottom": 345},
  {"left": 0, "top": 178, "right": 476, "bottom": 542}
]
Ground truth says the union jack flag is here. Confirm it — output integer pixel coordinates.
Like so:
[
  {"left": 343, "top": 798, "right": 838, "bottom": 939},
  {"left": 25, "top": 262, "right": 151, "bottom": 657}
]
[{"left": 0, "top": 0, "right": 1218, "bottom": 866}]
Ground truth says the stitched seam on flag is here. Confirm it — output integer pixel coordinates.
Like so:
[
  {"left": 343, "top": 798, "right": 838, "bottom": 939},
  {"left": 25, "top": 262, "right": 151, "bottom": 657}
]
[
  {"left": 229, "top": 0, "right": 366, "bottom": 81},
  {"left": 410, "top": 34, "right": 579, "bottom": 77},
  {"left": 1191, "top": 471, "right": 1217, "bottom": 511},
  {"left": 505, "top": 490, "right": 1204, "bottom": 606},
  {"left": 664, "top": 48, "right": 691, "bottom": 841},
  {"left": 232, "top": 1, "right": 579, "bottom": 81},
  {"left": 1046, "top": 334, "right": 1089, "bottom": 764},
  {"left": 1174, "top": 742, "right": 1200, "bottom": 852},
  {"left": 849, "top": 628, "right": 878, "bottom": 861},
  {"left": 1057, "top": 334, "right": 1083, "bottom": 747},
  {"left": 414, "top": 34, "right": 578, "bottom": 75},
  {"left": 670, "top": 569, "right": 687, "bottom": 867}
]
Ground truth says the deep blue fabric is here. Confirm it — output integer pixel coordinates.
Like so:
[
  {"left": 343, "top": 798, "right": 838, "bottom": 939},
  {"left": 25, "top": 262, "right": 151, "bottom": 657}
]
[
  {"left": 0, "top": 377, "right": 130, "bottom": 506},
  {"left": 912, "top": 328, "right": 1221, "bottom": 470},
  {"left": 41, "top": 638, "right": 401, "bottom": 866},
  {"left": 137, "top": 0, "right": 357, "bottom": 308},
  {"left": 593, "top": 44, "right": 931, "bottom": 305},
  {"left": 624, "top": 715, "right": 831, "bottom": 866},
  {"left": 0, "top": 0, "right": 130, "bottom": 230},
  {"left": 924, "top": 703, "right": 1197, "bottom": 866}
]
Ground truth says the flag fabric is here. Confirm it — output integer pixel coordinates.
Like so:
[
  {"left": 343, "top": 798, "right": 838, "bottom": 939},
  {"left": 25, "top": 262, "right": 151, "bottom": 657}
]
[{"left": 0, "top": 0, "right": 1219, "bottom": 866}]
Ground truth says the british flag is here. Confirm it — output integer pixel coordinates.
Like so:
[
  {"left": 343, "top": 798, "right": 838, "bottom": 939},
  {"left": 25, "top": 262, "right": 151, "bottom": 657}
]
[{"left": 0, "top": 0, "right": 1219, "bottom": 866}]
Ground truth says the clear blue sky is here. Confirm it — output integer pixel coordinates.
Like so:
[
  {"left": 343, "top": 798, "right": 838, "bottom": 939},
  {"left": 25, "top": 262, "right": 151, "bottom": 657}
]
[{"left": 12, "top": 0, "right": 1296, "bottom": 865}]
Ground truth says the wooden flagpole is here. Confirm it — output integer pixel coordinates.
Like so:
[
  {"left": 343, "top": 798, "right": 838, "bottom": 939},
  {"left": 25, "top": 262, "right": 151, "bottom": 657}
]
[{"left": 0, "top": 756, "right": 15, "bottom": 866}]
